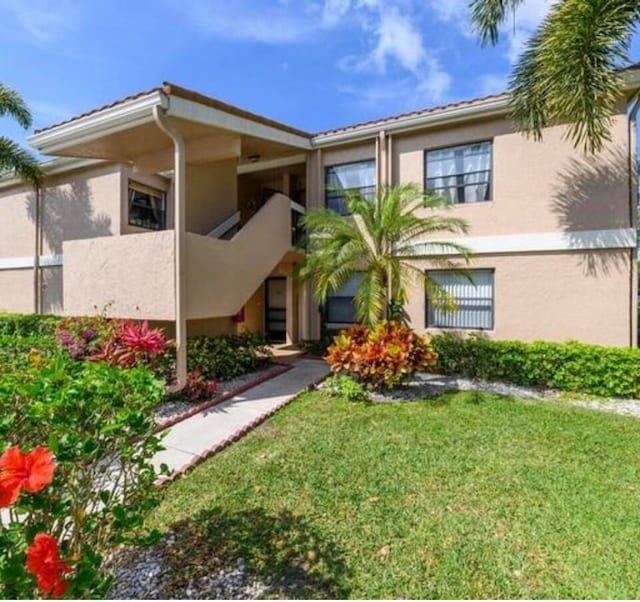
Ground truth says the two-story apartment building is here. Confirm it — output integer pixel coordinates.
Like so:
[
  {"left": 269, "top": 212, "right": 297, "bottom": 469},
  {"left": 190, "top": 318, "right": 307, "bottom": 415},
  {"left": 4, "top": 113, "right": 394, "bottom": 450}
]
[{"left": 1, "top": 74, "right": 639, "bottom": 383}]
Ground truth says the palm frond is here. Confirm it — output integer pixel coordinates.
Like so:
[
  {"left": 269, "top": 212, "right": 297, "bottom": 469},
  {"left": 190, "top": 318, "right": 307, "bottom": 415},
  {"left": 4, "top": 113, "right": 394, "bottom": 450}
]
[
  {"left": 470, "top": 0, "right": 526, "bottom": 45},
  {"left": 508, "top": 0, "right": 638, "bottom": 153},
  {"left": 0, "top": 137, "right": 42, "bottom": 186},
  {"left": 0, "top": 83, "right": 33, "bottom": 129}
]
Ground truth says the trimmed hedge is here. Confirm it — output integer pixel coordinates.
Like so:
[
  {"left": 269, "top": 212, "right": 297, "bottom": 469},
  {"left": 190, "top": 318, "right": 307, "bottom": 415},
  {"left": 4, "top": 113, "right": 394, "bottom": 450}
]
[
  {"left": 188, "top": 332, "right": 272, "bottom": 381},
  {"left": 432, "top": 333, "right": 640, "bottom": 399},
  {"left": 0, "top": 312, "right": 62, "bottom": 337}
]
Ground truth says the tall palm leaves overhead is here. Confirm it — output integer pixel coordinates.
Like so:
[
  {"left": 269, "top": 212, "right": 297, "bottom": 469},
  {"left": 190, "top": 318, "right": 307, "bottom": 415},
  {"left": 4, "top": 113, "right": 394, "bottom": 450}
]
[
  {"left": 471, "top": 0, "right": 640, "bottom": 153},
  {"left": 299, "top": 184, "right": 471, "bottom": 326},
  {"left": 0, "top": 83, "right": 42, "bottom": 186}
]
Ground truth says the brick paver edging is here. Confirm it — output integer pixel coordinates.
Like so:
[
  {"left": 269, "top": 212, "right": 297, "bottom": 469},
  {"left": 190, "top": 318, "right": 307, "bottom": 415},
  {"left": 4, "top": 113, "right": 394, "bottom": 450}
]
[
  {"left": 153, "top": 363, "right": 292, "bottom": 433},
  {"left": 155, "top": 369, "right": 329, "bottom": 486}
]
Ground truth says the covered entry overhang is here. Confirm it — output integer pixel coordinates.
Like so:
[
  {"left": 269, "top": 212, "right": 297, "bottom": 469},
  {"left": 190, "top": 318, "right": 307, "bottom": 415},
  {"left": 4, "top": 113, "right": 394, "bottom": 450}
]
[
  {"left": 28, "top": 82, "right": 312, "bottom": 169},
  {"left": 28, "top": 83, "right": 312, "bottom": 387}
]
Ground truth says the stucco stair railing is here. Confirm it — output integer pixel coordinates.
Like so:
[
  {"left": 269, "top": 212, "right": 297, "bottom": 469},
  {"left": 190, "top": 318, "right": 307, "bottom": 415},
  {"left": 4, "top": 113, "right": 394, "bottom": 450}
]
[{"left": 186, "top": 193, "right": 303, "bottom": 319}]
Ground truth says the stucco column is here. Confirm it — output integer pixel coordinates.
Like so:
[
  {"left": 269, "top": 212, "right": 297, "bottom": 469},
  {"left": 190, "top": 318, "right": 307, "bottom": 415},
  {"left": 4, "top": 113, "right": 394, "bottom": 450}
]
[{"left": 153, "top": 105, "right": 188, "bottom": 387}]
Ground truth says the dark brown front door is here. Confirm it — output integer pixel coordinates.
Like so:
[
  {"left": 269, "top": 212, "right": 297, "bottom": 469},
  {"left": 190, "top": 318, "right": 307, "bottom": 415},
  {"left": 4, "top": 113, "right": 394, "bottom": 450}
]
[{"left": 265, "top": 277, "right": 287, "bottom": 343}]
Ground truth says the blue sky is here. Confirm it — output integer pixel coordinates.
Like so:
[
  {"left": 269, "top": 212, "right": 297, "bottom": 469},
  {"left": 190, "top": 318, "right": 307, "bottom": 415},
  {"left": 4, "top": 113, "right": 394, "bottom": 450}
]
[{"left": 0, "top": 0, "right": 636, "bottom": 154}]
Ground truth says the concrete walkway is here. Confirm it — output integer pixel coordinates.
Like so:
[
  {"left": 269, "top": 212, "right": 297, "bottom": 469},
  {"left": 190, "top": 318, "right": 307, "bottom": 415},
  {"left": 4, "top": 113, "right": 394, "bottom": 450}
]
[{"left": 153, "top": 358, "right": 329, "bottom": 480}]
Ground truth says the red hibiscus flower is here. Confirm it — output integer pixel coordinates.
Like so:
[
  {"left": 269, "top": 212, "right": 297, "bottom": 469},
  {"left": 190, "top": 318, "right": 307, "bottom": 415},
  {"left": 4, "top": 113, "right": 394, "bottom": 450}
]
[
  {"left": 0, "top": 446, "right": 56, "bottom": 507},
  {"left": 26, "top": 533, "right": 72, "bottom": 598}
]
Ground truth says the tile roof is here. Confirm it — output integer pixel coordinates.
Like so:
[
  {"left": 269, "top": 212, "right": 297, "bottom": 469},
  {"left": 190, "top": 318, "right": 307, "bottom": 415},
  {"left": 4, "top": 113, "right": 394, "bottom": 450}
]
[
  {"left": 30, "top": 62, "right": 640, "bottom": 141},
  {"left": 313, "top": 92, "right": 509, "bottom": 137}
]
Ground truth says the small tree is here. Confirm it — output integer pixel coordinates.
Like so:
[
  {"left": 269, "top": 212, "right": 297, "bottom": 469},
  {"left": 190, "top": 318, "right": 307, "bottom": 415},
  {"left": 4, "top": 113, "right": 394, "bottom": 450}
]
[{"left": 300, "top": 183, "right": 471, "bottom": 326}]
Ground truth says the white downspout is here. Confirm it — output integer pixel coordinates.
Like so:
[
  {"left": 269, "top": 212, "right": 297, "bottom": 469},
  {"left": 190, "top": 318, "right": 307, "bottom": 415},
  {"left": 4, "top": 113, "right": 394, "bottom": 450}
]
[{"left": 152, "top": 104, "right": 188, "bottom": 387}]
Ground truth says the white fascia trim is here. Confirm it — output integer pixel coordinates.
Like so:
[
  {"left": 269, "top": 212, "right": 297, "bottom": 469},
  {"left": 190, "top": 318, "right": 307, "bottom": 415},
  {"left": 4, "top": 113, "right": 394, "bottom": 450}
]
[
  {"left": 0, "top": 254, "right": 62, "bottom": 270},
  {"left": 237, "top": 153, "right": 306, "bottom": 174},
  {"left": 28, "top": 92, "right": 168, "bottom": 155},
  {"left": 312, "top": 97, "right": 509, "bottom": 147},
  {"left": 410, "top": 228, "right": 637, "bottom": 256},
  {"left": 0, "top": 157, "right": 104, "bottom": 190},
  {"left": 166, "top": 96, "right": 312, "bottom": 150}
]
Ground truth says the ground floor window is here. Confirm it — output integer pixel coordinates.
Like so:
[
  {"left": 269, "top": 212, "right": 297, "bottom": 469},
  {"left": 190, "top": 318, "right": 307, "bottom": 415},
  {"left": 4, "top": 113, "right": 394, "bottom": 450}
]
[
  {"left": 324, "top": 274, "right": 363, "bottom": 326},
  {"left": 426, "top": 269, "right": 494, "bottom": 329}
]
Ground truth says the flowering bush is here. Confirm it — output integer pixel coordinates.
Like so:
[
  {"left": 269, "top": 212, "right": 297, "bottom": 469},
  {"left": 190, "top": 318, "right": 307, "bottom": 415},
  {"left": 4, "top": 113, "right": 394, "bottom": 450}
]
[
  {"left": 325, "top": 321, "right": 438, "bottom": 389},
  {"left": 91, "top": 320, "right": 171, "bottom": 370},
  {"left": 0, "top": 355, "right": 165, "bottom": 599},
  {"left": 57, "top": 316, "right": 173, "bottom": 380},
  {"left": 181, "top": 370, "right": 218, "bottom": 403}
]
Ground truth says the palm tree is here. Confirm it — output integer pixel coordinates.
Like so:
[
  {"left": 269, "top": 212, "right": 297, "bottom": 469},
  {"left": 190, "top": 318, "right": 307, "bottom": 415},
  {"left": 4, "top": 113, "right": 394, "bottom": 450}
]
[
  {"left": 0, "top": 83, "right": 42, "bottom": 186},
  {"left": 471, "top": 0, "right": 639, "bottom": 154},
  {"left": 299, "top": 184, "right": 471, "bottom": 326}
]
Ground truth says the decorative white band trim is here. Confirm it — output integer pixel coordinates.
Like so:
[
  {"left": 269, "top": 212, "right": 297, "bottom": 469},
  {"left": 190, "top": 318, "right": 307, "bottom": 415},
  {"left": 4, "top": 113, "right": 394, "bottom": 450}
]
[
  {"left": 410, "top": 228, "right": 637, "bottom": 256},
  {"left": 0, "top": 255, "right": 63, "bottom": 270}
]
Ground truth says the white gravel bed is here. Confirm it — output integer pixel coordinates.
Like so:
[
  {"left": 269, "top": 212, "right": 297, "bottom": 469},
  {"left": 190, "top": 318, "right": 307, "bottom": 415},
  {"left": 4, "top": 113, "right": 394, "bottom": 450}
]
[
  {"left": 108, "top": 532, "right": 270, "bottom": 599},
  {"left": 154, "top": 364, "right": 277, "bottom": 425},
  {"left": 360, "top": 372, "right": 640, "bottom": 418}
]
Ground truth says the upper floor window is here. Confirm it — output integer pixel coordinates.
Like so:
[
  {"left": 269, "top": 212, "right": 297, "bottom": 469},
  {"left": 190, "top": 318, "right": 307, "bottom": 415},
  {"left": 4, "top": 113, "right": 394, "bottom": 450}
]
[
  {"left": 426, "top": 269, "right": 494, "bottom": 330},
  {"left": 325, "top": 160, "right": 375, "bottom": 215},
  {"left": 425, "top": 141, "right": 492, "bottom": 204},
  {"left": 128, "top": 182, "right": 166, "bottom": 230}
]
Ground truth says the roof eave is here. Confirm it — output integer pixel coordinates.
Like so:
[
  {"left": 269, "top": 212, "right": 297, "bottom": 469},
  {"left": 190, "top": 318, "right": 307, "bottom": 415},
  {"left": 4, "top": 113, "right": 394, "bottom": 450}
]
[
  {"left": 27, "top": 91, "right": 168, "bottom": 155},
  {"left": 312, "top": 68, "right": 640, "bottom": 146}
]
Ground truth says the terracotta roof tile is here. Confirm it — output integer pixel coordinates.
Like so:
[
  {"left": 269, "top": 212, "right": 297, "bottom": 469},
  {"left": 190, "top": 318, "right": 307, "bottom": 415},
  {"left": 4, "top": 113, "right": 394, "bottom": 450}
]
[
  {"left": 313, "top": 93, "right": 509, "bottom": 137},
  {"left": 33, "top": 87, "right": 162, "bottom": 134}
]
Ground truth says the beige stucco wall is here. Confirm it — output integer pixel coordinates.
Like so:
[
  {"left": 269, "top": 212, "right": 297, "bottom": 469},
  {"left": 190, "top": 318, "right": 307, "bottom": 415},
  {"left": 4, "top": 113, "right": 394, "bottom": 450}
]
[
  {"left": 63, "top": 230, "right": 175, "bottom": 320},
  {"left": 0, "top": 269, "right": 33, "bottom": 313},
  {"left": 0, "top": 163, "right": 124, "bottom": 315},
  {"left": 186, "top": 193, "right": 292, "bottom": 319},
  {"left": 393, "top": 113, "right": 630, "bottom": 236},
  {"left": 402, "top": 249, "right": 633, "bottom": 347},
  {"left": 185, "top": 159, "right": 238, "bottom": 235}
]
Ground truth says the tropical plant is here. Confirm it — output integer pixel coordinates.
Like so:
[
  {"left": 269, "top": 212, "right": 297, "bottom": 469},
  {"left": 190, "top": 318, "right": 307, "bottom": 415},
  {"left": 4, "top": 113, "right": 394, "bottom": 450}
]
[
  {"left": 0, "top": 83, "right": 42, "bottom": 185},
  {"left": 470, "top": 0, "right": 640, "bottom": 153},
  {"left": 0, "top": 356, "right": 165, "bottom": 598},
  {"left": 300, "top": 184, "right": 471, "bottom": 326},
  {"left": 325, "top": 321, "right": 438, "bottom": 389}
]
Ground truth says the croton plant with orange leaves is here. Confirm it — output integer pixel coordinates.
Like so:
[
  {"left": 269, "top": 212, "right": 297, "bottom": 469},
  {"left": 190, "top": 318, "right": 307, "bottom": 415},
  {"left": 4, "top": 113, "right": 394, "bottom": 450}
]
[{"left": 325, "top": 321, "right": 438, "bottom": 389}]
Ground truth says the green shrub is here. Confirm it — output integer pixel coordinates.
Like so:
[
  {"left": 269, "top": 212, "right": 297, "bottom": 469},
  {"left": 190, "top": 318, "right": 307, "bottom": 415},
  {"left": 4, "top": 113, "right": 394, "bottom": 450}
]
[
  {"left": 324, "top": 374, "right": 369, "bottom": 402},
  {"left": 432, "top": 333, "right": 640, "bottom": 399},
  {"left": 0, "top": 313, "right": 62, "bottom": 337},
  {"left": 0, "top": 334, "right": 60, "bottom": 374},
  {"left": 0, "top": 354, "right": 165, "bottom": 598},
  {"left": 187, "top": 332, "right": 272, "bottom": 381}
]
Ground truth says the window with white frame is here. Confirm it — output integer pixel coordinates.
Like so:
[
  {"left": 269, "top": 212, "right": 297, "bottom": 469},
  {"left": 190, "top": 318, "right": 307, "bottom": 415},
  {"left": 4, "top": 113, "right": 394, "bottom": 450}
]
[
  {"left": 425, "top": 141, "right": 492, "bottom": 204},
  {"left": 426, "top": 269, "right": 494, "bottom": 329},
  {"left": 128, "top": 182, "right": 166, "bottom": 230},
  {"left": 324, "top": 274, "right": 363, "bottom": 325},
  {"left": 325, "top": 160, "right": 376, "bottom": 215}
]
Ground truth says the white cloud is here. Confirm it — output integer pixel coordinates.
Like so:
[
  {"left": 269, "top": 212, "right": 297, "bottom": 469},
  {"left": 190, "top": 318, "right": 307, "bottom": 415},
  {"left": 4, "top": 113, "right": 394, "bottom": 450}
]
[
  {"left": 179, "top": 0, "right": 452, "bottom": 109},
  {"left": 0, "top": 0, "right": 80, "bottom": 43}
]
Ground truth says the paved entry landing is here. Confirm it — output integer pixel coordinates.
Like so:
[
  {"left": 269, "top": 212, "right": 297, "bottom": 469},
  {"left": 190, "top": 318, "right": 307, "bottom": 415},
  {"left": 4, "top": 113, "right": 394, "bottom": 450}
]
[{"left": 153, "top": 359, "right": 329, "bottom": 480}]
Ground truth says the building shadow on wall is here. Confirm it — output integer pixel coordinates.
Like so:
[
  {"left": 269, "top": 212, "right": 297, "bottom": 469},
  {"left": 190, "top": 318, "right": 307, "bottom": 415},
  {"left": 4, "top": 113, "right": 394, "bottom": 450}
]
[
  {"left": 551, "top": 145, "right": 632, "bottom": 276},
  {"left": 25, "top": 178, "right": 113, "bottom": 313}
]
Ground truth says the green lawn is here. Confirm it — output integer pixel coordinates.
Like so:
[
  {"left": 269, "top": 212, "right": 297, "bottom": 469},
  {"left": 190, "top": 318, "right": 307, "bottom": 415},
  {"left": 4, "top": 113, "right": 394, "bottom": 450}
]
[{"left": 149, "top": 391, "right": 640, "bottom": 599}]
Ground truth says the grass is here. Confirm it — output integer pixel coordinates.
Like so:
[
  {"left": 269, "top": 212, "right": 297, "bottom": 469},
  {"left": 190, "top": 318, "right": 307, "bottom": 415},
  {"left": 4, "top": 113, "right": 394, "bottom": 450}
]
[{"left": 149, "top": 391, "right": 640, "bottom": 599}]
